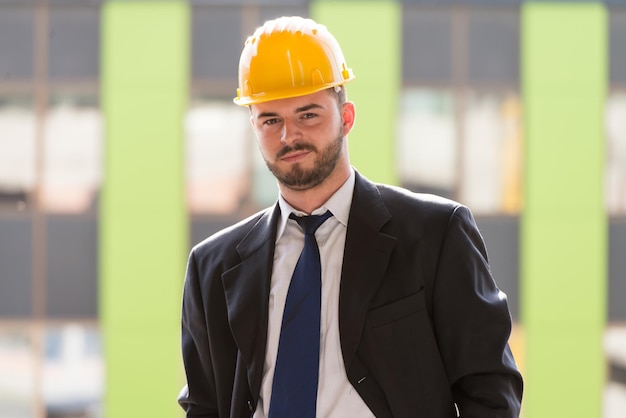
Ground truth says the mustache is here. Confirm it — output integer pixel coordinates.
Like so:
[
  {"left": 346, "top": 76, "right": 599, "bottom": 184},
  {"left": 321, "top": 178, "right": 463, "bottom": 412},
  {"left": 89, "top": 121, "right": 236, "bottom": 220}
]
[{"left": 276, "top": 143, "right": 317, "bottom": 159}]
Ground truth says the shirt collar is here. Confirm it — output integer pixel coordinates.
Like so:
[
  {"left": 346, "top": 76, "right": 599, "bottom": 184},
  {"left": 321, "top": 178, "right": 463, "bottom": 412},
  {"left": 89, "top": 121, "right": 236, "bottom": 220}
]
[{"left": 276, "top": 168, "right": 355, "bottom": 241}]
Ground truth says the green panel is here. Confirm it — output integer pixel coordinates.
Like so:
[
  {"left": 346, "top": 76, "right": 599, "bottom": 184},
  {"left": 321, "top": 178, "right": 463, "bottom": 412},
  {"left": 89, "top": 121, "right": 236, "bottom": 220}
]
[
  {"left": 100, "top": 2, "right": 189, "bottom": 417},
  {"left": 311, "top": 0, "right": 400, "bottom": 184},
  {"left": 521, "top": 3, "right": 607, "bottom": 418}
]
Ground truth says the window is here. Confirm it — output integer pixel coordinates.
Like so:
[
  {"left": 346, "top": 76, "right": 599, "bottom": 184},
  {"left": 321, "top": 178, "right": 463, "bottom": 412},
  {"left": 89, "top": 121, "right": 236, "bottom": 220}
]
[
  {"left": 0, "top": 6, "right": 34, "bottom": 81},
  {"left": 461, "top": 91, "right": 522, "bottom": 214},
  {"left": 0, "top": 327, "right": 36, "bottom": 418},
  {"left": 397, "top": 88, "right": 457, "bottom": 198},
  {"left": 48, "top": 7, "right": 100, "bottom": 80},
  {"left": 43, "top": 324, "right": 103, "bottom": 417},
  {"left": 400, "top": 6, "right": 521, "bottom": 214},
  {"left": 43, "top": 95, "right": 102, "bottom": 214},
  {"left": 608, "top": 8, "right": 626, "bottom": 215},
  {"left": 0, "top": 4, "right": 102, "bottom": 418},
  {"left": 606, "top": 92, "right": 626, "bottom": 214},
  {"left": 185, "top": 99, "right": 252, "bottom": 214},
  {"left": 0, "top": 97, "right": 35, "bottom": 211}
]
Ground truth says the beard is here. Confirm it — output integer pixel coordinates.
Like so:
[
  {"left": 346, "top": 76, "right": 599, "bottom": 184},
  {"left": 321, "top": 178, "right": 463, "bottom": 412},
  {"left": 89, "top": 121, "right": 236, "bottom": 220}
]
[{"left": 265, "top": 130, "right": 344, "bottom": 191}]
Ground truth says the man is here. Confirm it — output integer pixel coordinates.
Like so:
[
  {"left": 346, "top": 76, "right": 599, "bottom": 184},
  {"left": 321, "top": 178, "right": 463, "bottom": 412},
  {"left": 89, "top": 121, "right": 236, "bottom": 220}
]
[{"left": 179, "top": 16, "right": 523, "bottom": 418}]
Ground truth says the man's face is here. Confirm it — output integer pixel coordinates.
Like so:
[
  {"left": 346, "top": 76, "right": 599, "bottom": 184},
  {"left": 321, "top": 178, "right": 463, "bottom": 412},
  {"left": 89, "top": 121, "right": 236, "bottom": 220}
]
[{"left": 249, "top": 89, "right": 352, "bottom": 191}]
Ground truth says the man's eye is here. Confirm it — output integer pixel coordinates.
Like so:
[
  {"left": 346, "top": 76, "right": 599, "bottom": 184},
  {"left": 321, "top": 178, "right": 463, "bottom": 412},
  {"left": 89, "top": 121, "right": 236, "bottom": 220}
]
[
  {"left": 264, "top": 118, "right": 280, "bottom": 126},
  {"left": 301, "top": 113, "right": 317, "bottom": 120}
]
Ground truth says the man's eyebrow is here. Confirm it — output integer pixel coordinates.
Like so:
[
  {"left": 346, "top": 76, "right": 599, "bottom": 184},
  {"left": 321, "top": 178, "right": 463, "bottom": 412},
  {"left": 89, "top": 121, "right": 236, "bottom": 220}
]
[
  {"left": 295, "top": 103, "right": 324, "bottom": 113},
  {"left": 256, "top": 103, "right": 324, "bottom": 119},
  {"left": 257, "top": 111, "right": 279, "bottom": 119}
]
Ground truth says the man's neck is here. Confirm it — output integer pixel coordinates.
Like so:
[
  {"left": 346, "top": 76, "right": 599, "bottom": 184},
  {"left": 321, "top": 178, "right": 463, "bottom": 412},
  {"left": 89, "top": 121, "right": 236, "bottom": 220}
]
[{"left": 278, "top": 163, "right": 351, "bottom": 214}]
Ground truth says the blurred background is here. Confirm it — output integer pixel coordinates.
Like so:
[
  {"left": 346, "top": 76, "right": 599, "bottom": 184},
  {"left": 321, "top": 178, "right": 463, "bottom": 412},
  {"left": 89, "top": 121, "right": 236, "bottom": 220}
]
[{"left": 0, "top": 0, "right": 624, "bottom": 417}]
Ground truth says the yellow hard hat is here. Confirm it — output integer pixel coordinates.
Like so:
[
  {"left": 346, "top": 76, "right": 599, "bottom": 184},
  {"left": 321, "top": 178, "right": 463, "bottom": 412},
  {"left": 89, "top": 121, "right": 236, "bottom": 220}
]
[{"left": 234, "top": 16, "right": 355, "bottom": 106}]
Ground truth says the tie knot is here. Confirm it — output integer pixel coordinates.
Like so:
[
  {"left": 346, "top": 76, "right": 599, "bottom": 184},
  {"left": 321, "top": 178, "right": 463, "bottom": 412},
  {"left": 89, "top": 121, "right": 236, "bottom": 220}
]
[{"left": 290, "top": 210, "right": 333, "bottom": 235}]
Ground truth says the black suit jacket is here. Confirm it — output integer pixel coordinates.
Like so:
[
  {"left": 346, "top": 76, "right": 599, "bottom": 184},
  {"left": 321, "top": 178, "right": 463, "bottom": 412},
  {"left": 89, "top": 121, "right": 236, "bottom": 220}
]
[{"left": 179, "top": 171, "right": 523, "bottom": 417}]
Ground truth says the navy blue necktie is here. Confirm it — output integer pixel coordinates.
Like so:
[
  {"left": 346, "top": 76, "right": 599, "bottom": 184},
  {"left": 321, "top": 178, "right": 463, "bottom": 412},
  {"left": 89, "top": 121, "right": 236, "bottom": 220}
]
[{"left": 268, "top": 210, "right": 333, "bottom": 418}]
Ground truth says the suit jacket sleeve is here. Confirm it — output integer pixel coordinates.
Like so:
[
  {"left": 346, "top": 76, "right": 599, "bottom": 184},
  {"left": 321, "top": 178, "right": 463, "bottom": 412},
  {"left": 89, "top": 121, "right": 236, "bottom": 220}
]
[
  {"left": 431, "top": 205, "right": 523, "bottom": 417},
  {"left": 178, "top": 249, "right": 220, "bottom": 417}
]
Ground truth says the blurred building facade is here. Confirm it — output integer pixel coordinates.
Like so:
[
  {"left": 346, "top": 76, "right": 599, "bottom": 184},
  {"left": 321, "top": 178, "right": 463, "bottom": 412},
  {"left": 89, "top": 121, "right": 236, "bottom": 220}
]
[{"left": 0, "top": 0, "right": 624, "bottom": 417}]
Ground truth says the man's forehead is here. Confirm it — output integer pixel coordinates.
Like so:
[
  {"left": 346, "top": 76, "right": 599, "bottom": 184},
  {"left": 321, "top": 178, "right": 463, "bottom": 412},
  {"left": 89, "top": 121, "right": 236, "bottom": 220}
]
[{"left": 250, "top": 90, "right": 332, "bottom": 115}]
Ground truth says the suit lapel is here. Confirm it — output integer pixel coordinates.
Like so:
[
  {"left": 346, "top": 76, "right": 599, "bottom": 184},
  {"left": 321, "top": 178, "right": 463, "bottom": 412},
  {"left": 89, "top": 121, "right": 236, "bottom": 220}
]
[
  {"left": 340, "top": 172, "right": 396, "bottom": 368},
  {"left": 221, "top": 204, "right": 280, "bottom": 402}
]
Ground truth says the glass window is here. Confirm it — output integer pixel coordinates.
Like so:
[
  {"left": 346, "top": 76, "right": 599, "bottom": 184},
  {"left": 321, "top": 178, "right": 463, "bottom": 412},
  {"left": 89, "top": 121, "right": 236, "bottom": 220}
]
[
  {"left": 610, "top": 9, "right": 626, "bottom": 85},
  {"left": 606, "top": 92, "right": 626, "bottom": 214},
  {"left": 192, "top": 6, "right": 242, "bottom": 82},
  {"left": 42, "top": 95, "right": 102, "bottom": 213},
  {"left": 603, "top": 324, "right": 626, "bottom": 418},
  {"left": 43, "top": 324, "right": 103, "bottom": 417},
  {"left": 399, "top": 7, "right": 521, "bottom": 215},
  {"left": 0, "top": 327, "right": 36, "bottom": 418},
  {"left": 0, "top": 6, "right": 34, "bottom": 81},
  {"left": 608, "top": 8, "right": 626, "bottom": 216},
  {"left": 46, "top": 217, "right": 98, "bottom": 318},
  {"left": 0, "top": 97, "right": 35, "bottom": 210},
  {"left": 48, "top": 7, "right": 100, "bottom": 80},
  {"left": 460, "top": 91, "right": 522, "bottom": 214},
  {"left": 467, "top": 9, "right": 519, "bottom": 84},
  {"left": 185, "top": 99, "right": 252, "bottom": 214},
  {"left": 257, "top": 5, "right": 309, "bottom": 25},
  {"left": 397, "top": 88, "right": 457, "bottom": 198},
  {"left": 0, "top": 219, "right": 32, "bottom": 317},
  {"left": 402, "top": 7, "right": 452, "bottom": 84}
]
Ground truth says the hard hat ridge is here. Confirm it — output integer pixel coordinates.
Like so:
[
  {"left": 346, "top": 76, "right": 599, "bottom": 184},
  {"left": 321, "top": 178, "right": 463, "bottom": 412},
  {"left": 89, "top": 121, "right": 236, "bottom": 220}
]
[{"left": 255, "top": 15, "right": 317, "bottom": 37}]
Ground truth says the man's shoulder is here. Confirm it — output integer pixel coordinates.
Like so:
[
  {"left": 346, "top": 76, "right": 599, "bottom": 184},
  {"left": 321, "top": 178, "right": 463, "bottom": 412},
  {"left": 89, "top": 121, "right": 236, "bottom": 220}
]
[
  {"left": 354, "top": 170, "right": 461, "bottom": 214},
  {"left": 373, "top": 181, "right": 462, "bottom": 217},
  {"left": 191, "top": 206, "right": 274, "bottom": 257},
  {"left": 379, "top": 183, "right": 457, "bottom": 206}
]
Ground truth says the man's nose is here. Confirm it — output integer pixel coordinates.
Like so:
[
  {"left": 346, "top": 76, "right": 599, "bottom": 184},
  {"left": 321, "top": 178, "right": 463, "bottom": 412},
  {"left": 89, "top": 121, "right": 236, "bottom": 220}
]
[{"left": 280, "top": 120, "right": 301, "bottom": 144}]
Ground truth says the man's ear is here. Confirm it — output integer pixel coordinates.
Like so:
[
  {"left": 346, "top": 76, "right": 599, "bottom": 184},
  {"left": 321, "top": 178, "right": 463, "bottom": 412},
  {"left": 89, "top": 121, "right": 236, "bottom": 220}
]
[
  {"left": 249, "top": 106, "right": 258, "bottom": 132},
  {"left": 341, "top": 101, "right": 356, "bottom": 135}
]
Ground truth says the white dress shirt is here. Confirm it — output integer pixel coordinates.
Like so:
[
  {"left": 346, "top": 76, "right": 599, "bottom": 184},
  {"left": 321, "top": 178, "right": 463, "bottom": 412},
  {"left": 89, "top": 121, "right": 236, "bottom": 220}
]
[{"left": 254, "top": 169, "right": 375, "bottom": 418}]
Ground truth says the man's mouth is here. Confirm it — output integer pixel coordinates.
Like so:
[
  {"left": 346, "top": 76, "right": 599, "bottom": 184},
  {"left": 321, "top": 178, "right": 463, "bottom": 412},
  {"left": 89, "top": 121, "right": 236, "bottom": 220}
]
[
  {"left": 277, "top": 144, "right": 316, "bottom": 162},
  {"left": 281, "top": 149, "right": 311, "bottom": 163}
]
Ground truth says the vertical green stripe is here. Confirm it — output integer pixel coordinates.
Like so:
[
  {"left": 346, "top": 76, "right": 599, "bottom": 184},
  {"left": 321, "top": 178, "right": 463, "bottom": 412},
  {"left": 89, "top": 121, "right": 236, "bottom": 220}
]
[
  {"left": 311, "top": 0, "right": 400, "bottom": 184},
  {"left": 100, "top": 2, "right": 188, "bottom": 417},
  {"left": 521, "top": 3, "right": 607, "bottom": 417}
]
